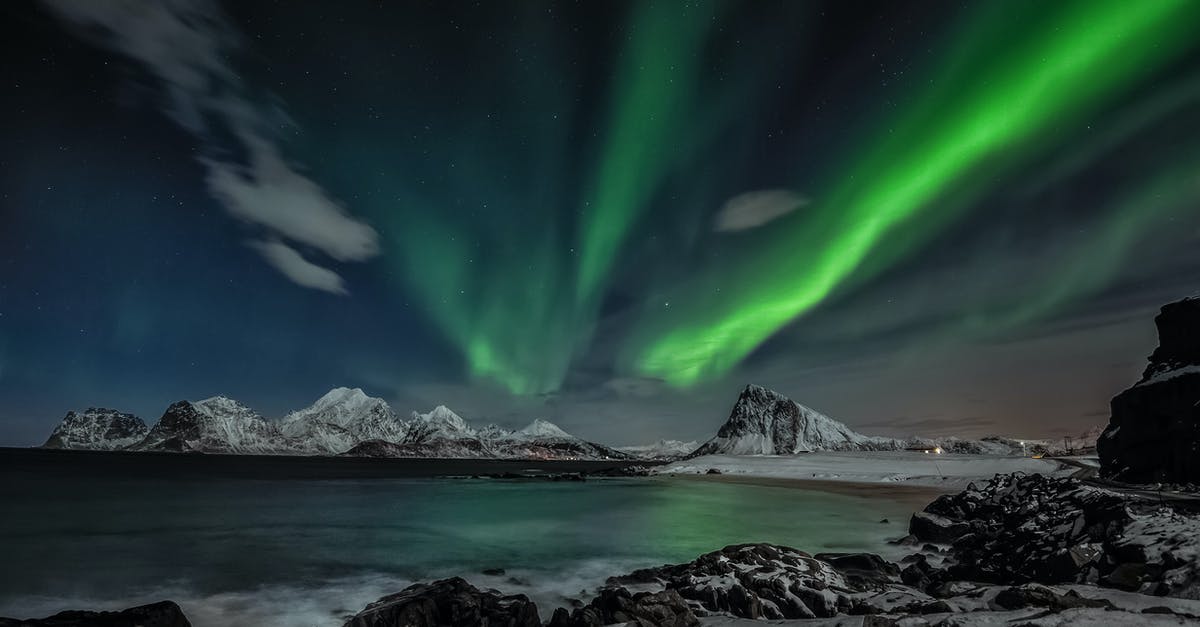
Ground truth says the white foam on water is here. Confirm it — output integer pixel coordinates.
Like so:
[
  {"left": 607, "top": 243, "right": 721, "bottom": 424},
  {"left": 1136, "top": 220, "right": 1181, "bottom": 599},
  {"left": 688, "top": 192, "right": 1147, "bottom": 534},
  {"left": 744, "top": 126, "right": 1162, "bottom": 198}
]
[{"left": 0, "top": 558, "right": 655, "bottom": 626}]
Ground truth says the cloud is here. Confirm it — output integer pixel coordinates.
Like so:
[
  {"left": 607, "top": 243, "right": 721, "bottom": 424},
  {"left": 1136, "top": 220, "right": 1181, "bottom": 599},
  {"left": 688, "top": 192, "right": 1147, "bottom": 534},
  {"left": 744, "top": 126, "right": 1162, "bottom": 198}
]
[
  {"left": 601, "top": 376, "right": 667, "bottom": 399},
  {"left": 713, "top": 189, "right": 808, "bottom": 232},
  {"left": 40, "top": 0, "right": 379, "bottom": 292},
  {"left": 207, "top": 137, "right": 379, "bottom": 262},
  {"left": 250, "top": 240, "right": 348, "bottom": 295}
]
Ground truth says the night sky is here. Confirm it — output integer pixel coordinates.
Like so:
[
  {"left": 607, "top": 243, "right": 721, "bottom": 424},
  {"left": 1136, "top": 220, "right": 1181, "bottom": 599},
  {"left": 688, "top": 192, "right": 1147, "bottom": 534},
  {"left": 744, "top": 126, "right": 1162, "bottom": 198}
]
[{"left": 2, "top": 0, "right": 1199, "bottom": 446}]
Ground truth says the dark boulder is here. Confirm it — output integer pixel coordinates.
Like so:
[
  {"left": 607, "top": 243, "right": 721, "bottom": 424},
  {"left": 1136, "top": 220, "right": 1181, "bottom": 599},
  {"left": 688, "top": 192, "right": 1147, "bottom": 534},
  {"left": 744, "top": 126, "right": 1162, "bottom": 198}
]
[
  {"left": 342, "top": 577, "right": 540, "bottom": 627},
  {"left": 607, "top": 543, "right": 879, "bottom": 620},
  {"left": 908, "top": 511, "right": 972, "bottom": 544},
  {"left": 1099, "top": 296, "right": 1200, "bottom": 484},
  {"left": 546, "top": 588, "right": 697, "bottom": 627},
  {"left": 992, "top": 584, "right": 1114, "bottom": 611},
  {"left": 814, "top": 552, "right": 900, "bottom": 587},
  {"left": 0, "top": 601, "right": 190, "bottom": 627}
]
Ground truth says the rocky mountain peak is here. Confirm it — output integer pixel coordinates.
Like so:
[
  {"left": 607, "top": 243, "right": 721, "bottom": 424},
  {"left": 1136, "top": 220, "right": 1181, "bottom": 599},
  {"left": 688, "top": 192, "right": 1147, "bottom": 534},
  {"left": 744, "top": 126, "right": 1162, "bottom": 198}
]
[
  {"left": 412, "top": 405, "right": 470, "bottom": 432},
  {"left": 42, "top": 407, "right": 148, "bottom": 450},
  {"left": 691, "top": 384, "right": 892, "bottom": 456},
  {"left": 312, "top": 386, "right": 372, "bottom": 409},
  {"left": 194, "top": 395, "right": 259, "bottom": 418},
  {"left": 517, "top": 419, "right": 572, "bottom": 439}
]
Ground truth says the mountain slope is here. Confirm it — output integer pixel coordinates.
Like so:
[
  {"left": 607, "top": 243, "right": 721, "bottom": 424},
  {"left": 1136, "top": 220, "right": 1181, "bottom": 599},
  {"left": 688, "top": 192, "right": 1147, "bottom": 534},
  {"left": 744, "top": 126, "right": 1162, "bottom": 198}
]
[
  {"left": 43, "top": 389, "right": 633, "bottom": 461},
  {"left": 692, "top": 385, "right": 898, "bottom": 456},
  {"left": 618, "top": 439, "right": 699, "bottom": 460},
  {"left": 490, "top": 419, "right": 632, "bottom": 460},
  {"left": 42, "top": 408, "right": 148, "bottom": 450},
  {"left": 134, "top": 396, "right": 289, "bottom": 453},
  {"left": 280, "top": 387, "right": 405, "bottom": 453}
]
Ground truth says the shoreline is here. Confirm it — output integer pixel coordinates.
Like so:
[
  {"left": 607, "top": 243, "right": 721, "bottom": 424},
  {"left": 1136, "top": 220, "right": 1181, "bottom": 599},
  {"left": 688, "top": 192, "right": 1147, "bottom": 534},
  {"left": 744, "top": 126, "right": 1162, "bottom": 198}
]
[{"left": 660, "top": 472, "right": 950, "bottom": 510}]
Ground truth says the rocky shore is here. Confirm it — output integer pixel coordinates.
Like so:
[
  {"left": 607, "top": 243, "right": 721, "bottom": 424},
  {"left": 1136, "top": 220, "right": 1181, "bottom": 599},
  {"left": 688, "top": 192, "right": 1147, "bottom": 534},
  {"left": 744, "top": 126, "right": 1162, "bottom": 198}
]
[{"left": 7, "top": 471, "right": 1199, "bottom": 626}]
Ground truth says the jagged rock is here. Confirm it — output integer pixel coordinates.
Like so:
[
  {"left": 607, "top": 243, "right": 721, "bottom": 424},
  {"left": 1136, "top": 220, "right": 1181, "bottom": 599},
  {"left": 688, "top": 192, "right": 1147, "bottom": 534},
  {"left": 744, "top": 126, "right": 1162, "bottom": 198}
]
[
  {"left": 690, "top": 385, "right": 895, "bottom": 455},
  {"left": 547, "top": 588, "right": 697, "bottom": 627},
  {"left": 904, "top": 472, "right": 1200, "bottom": 599},
  {"left": 690, "top": 384, "right": 1024, "bottom": 457},
  {"left": 42, "top": 408, "right": 147, "bottom": 450},
  {"left": 908, "top": 511, "right": 971, "bottom": 545},
  {"left": 587, "top": 465, "right": 652, "bottom": 477},
  {"left": 899, "top": 554, "right": 938, "bottom": 592},
  {"left": 341, "top": 577, "right": 539, "bottom": 627},
  {"left": 992, "top": 584, "right": 1114, "bottom": 611},
  {"left": 0, "top": 601, "right": 190, "bottom": 627},
  {"left": 1099, "top": 296, "right": 1200, "bottom": 484},
  {"left": 814, "top": 553, "right": 901, "bottom": 587},
  {"left": 608, "top": 543, "right": 885, "bottom": 619},
  {"left": 134, "top": 397, "right": 286, "bottom": 453}
]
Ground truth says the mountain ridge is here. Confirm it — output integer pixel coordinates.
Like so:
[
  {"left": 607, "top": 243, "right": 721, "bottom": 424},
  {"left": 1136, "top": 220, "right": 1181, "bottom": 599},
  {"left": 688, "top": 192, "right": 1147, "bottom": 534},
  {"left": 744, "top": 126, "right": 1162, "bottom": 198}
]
[{"left": 41, "top": 388, "right": 628, "bottom": 460}]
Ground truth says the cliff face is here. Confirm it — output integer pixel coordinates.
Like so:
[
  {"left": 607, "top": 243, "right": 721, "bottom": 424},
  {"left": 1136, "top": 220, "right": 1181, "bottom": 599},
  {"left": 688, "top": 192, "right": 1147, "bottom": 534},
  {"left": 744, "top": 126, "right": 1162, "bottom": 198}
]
[{"left": 1098, "top": 297, "right": 1200, "bottom": 484}]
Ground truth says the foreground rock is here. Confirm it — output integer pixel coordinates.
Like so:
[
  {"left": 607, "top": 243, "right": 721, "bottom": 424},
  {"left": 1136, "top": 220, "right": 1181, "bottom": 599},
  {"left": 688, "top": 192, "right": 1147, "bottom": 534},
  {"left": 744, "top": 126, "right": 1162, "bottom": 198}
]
[
  {"left": 0, "top": 601, "right": 190, "bottom": 627},
  {"left": 547, "top": 588, "right": 697, "bottom": 626},
  {"left": 342, "top": 577, "right": 539, "bottom": 627},
  {"left": 907, "top": 472, "right": 1200, "bottom": 597},
  {"left": 1100, "top": 296, "right": 1200, "bottom": 484},
  {"left": 610, "top": 543, "right": 892, "bottom": 619}
]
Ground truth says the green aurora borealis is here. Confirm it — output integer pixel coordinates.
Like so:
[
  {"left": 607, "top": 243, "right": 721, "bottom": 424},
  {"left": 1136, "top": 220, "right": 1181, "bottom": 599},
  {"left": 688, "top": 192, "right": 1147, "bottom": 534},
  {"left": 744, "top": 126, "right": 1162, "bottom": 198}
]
[
  {"left": 375, "top": 0, "right": 1200, "bottom": 394},
  {"left": 628, "top": 0, "right": 1200, "bottom": 386},
  {"left": 7, "top": 0, "right": 1200, "bottom": 443}
]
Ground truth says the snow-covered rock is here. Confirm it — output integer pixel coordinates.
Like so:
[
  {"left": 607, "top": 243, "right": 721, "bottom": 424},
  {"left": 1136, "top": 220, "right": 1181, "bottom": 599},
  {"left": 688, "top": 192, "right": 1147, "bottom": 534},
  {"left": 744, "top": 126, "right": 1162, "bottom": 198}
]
[
  {"left": 618, "top": 439, "right": 699, "bottom": 460},
  {"left": 42, "top": 408, "right": 148, "bottom": 450},
  {"left": 515, "top": 418, "right": 573, "bottom": 440},
  {"left": 133, "top": 396, "right": 290, "bottom": 454},
  {"left": 281, "top": 387, "right": 404, "bottom": 454},
  {"left": 908, "top": 472, "right": 1200, "bottom": 597},
  {"left": 692, "top": 384, "right": 900, "bottom": 456}
]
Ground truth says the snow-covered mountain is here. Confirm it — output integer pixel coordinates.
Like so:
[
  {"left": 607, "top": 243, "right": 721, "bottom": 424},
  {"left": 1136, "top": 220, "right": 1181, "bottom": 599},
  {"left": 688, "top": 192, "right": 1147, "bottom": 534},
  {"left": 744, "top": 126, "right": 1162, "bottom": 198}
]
[
  {"left": 386, "top": 405, "right": 493, "bottom": 457},
  {"left": 515, "top": 418, "right": 573, "bottom": 439},
  {"left": 40, "top": 387, "right": 629, "bottom": 460},
  {"left": 692, "top": 385, "right": 900, "bottom": 456},
  {"left": 690, "top": 384, "right": 1037, "bottom": 457},
  {"left": 280, "top": 387, "right": 405, "bottom": 454},
  {"left": 134, "top": 396, "right": 291, "bottom": 454},
  {"left": 488, "top": 419, "right": 632, "bottom": 460},
  {"left": 42, "top": 408, "right": 148, "bottom": 450},
  {"left": 343, "top": 412, "right": 631, "bottom": 460},
  {"left": 618, "top": 439, "right": 699, "bottom": 460}
]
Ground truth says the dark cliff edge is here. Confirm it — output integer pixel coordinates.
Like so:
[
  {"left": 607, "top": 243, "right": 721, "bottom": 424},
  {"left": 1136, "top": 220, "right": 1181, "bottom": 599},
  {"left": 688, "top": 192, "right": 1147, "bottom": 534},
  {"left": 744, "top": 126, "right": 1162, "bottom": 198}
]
[{"left": 1098, "top": 296, "right": 1200, "bottom": 484}]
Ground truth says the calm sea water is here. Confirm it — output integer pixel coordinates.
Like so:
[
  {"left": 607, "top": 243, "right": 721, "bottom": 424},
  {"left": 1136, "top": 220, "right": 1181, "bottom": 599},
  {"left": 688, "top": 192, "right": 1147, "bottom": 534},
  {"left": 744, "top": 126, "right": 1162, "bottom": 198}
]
[{"left": 0, "top": 449, "right": 925, "bottom": 626}]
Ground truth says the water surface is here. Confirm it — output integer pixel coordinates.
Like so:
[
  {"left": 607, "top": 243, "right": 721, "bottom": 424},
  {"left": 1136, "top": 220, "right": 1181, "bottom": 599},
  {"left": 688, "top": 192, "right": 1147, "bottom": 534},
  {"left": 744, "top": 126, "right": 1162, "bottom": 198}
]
[{"left": 0, "top": 449, "right": 925, "bottom": 626}]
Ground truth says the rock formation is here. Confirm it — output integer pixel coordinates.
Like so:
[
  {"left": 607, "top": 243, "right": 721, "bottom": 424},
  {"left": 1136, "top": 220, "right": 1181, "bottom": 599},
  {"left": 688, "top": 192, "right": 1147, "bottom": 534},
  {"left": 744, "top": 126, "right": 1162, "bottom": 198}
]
[
  {"left": 0, "top": 601, "right": 190, "bottom": 627},
  {"left": 1099, "top": 296, "right": 1200, "bottom": 483},
  {"left": 42, "top": 408, "right": 147, "bottom": 450},
  {"left": 340, "top": 577, "right": 540, "bottom": 627}
]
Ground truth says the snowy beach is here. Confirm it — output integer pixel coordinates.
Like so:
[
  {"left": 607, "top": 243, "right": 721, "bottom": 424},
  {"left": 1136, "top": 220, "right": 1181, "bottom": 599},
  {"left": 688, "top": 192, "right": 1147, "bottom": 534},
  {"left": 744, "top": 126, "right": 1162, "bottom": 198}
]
[{"left": 656, "top": 451, "right": 1075, "bottom": 490}]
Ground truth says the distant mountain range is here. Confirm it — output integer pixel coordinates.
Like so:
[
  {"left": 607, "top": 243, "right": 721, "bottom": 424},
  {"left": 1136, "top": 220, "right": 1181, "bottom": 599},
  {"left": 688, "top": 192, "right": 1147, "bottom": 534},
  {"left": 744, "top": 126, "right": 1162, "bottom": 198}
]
[
  {"left": 41, "top": 384, "right": 1097, "bottom": 461},
  {"left": 42, "top": 387, "right": 631, "bottom": 461}
]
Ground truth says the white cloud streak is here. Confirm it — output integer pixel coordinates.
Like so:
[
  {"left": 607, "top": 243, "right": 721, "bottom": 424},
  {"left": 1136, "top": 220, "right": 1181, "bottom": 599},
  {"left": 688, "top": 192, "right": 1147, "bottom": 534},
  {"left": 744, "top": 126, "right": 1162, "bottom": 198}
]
[
  {"left": 249, "top": 240, "right": 348, "bottom": 295},
  {"left": 40, "top": 0, "right": 379, "bottom": 293},
  {"left": 713, "top": 189, "right": 808, "bottom": 232}
]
